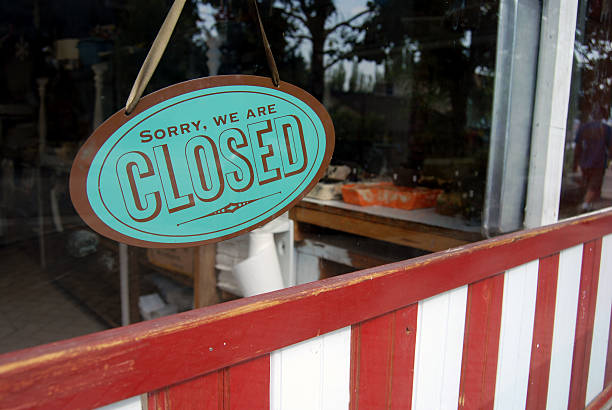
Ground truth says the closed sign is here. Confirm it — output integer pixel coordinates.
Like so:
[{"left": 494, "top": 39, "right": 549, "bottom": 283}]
[{"left": 70, "top": 76, "right": 334, "bottom": 247}]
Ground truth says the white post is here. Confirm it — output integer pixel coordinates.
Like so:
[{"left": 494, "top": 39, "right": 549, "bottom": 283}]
[
  {"left": 92, "top": 63, "right": 108, "bottom": 130},
  {"left": 37, "top": 78, "right": 48, "bottom": 155},
  {"left": 205, "top": 35, "right": 222, "bottom": 76},
  {"left": 524, "top": 0, "right": 579, "bottom": 228},
  {"left": 91, "top": 62, "right": 130, "bottom": 325},
  {"left": 119, "top": 243, "right": 130, "bottom": 326},
  {"left": 36, "top": 78, "right": 48, "bottom": 268}
]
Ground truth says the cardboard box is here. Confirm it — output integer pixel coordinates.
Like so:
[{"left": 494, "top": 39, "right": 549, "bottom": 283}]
[{"left": 146, "top": 248, "right": 194, "bottom": 277}]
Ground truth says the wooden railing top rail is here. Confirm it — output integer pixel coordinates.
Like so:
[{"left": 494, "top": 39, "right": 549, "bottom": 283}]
[{"left": 1, "top": 210, "right": 611, "bottom": 409}]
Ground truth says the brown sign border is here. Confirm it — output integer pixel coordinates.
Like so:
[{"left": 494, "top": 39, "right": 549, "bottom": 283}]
[{"left": 69, "top": 75, "right": 335, "bottom": 248}]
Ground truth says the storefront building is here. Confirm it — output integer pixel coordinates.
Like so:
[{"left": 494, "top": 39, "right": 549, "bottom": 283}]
[{"left": 0, "top": 0, "right": 611, "bottom": 408}]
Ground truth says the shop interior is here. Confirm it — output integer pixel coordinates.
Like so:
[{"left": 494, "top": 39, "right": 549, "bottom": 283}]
[{"left": 0, "top": 0, "right": 609, "bottom": 353}]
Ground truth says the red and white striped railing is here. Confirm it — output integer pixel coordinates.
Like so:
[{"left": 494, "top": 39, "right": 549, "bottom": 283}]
[{"left": 1, "top": 210, "right": 612, "bottom": 409}]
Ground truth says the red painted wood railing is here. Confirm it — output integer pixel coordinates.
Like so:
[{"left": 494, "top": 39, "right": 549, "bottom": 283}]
[{"left": 0, "top": 210, "right": 611, "bottom": 409}]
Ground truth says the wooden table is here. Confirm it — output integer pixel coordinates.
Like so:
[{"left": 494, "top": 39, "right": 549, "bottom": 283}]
[{"left": 289, "top": 198, "right": 483, "bottom": 252}]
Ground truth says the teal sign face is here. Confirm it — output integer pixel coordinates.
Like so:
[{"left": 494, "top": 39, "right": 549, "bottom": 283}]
[{"left": 70, "top": 76, "right": 334, "bottom": 247}]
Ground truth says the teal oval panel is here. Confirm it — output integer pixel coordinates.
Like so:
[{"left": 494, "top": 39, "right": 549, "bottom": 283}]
[{"left": 70, "top": 76, "right": 334, "bottom": 247}]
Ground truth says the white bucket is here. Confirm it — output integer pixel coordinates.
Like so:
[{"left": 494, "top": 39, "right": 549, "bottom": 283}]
[{"left": 232, "top": 232, "right": 284, "bottom": 297}]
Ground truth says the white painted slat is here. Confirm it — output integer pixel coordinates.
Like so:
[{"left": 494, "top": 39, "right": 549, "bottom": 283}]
[
  {"left": 271, "top": 339, "right": 322, "bottom": 410},
  {"left": 546, "top": 244, "right": 583, "bottom": 410},
  {"left": 321, "top": 328, "right": 352, "bottom": 410},
  {"left": 411, "top": 285, "right": 468, "bottom": 410},
  {"left": 270, "top": 349, "right": 282, "bottom": 409},
  {"left": 586, "top": 234, "right": 612, "bottom": 404},
  {"left": 270, "top": 327, "right": 351, "bottom": 410},
  {"left": 494, "top": 260, "right": 539, "bottom": 410},
  {"left": 96, "top": 396, "right": 142, "bottom": 410}
]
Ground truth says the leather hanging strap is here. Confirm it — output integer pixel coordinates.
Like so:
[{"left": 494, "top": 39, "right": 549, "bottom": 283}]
[
  {"left": 125, "top": 0, "right": 280, "bottom": 115},
  {"left": 250, "top": 0, "right": 280, "bottom": 87},
  {"left": 125, "top": 0, "right": 186, "bottom": 115}
]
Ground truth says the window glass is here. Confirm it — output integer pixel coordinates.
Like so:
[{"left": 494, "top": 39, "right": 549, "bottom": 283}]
[
  {"left": 560, "top": 0, "right": 612, "bottom": 218},
  {"left": 0, "top": 0, "right": 499, "bottom": 353}
]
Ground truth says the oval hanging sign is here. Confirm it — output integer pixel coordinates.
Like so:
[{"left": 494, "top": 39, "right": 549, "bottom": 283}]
[{"left": 70, "top": 76, "right": 334, "bottom": 247}]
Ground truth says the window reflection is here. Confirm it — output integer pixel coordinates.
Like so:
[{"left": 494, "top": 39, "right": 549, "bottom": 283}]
[
  {"left": 560, "top": 0, "right": 612, "bottom": 217},
  {"left": 0, "top": 0, "right": 500, "bottom": 353}
]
